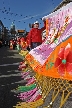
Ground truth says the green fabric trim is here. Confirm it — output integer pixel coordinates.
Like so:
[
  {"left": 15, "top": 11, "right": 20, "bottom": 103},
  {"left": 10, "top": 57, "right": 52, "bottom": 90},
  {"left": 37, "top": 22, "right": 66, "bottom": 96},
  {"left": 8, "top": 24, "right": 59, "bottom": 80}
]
[{"left": 17, "top": 83, "right": 36, "bottom": 92}]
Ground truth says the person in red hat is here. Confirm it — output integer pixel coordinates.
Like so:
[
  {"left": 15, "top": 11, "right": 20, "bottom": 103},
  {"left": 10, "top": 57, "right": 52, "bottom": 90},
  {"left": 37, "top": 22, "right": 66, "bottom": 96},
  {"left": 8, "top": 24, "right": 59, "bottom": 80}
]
[{"left": 28, "top": 20, "right": 46, "bottom": 50}]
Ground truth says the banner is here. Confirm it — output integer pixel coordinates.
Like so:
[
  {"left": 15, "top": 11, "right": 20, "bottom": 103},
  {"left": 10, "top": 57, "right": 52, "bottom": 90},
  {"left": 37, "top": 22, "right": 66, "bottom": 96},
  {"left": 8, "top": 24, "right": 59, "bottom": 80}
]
[{"left": 26, "top": 2, "right": 72, "bottom": 80}]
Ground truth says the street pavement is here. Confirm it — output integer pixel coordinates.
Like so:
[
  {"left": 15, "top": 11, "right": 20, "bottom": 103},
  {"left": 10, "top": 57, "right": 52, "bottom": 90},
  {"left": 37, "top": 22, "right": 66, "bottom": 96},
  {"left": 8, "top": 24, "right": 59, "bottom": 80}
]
[
  {"left": 0, "top": 47, "right": 72, "bottom": 108},
  {"left": 0, "top": 47, "right": 26, "bottom": 108}
]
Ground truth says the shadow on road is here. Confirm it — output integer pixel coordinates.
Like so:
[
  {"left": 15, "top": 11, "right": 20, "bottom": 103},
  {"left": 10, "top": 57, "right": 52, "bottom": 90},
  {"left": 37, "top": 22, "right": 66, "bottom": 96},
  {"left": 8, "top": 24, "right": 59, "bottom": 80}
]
[
  {"left": 0, "top": 47, "right": 25, "bottom": 108},
  {"left": 0, "top": 47, "right": 23, "bottom": 65}
]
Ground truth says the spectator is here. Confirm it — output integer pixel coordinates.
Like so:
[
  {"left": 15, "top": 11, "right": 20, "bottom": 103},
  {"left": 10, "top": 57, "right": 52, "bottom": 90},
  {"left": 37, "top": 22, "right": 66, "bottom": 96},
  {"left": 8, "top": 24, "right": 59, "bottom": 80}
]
[{"left": 28, "top": 20, "right": 46, "bottom": 50}]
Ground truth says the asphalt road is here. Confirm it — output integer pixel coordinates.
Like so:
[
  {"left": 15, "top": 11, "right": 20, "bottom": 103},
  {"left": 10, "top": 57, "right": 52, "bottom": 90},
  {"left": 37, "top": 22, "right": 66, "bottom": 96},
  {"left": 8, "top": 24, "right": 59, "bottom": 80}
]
[
  {"left": 0, "top": 47, "right": 72, "bottom": 108},
  {"left": 0, "top": 47, "right": 26, "bottom": 108}
]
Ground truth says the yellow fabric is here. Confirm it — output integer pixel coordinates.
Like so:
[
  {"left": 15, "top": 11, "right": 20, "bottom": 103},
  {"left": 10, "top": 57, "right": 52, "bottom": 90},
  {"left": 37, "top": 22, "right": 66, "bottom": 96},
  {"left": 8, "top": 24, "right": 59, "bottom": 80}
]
[{"left": 19, "top": 50, "right": 29, "bottom": 56}]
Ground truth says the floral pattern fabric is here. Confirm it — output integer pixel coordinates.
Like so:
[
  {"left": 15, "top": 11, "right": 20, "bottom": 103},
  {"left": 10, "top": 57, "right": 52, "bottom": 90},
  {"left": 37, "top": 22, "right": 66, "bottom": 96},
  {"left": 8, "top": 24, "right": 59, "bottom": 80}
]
[{"left": 55, "top": 43, "right": 72, "bottom": 76}]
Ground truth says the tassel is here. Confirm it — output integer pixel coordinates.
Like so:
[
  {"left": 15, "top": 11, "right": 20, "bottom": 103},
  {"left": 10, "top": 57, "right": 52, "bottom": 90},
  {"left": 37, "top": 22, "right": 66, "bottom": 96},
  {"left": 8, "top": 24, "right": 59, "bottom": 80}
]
[
  {"left": 19, "top": 63, "right": 26, "bottom": 67},
  {"left": 19, "top": 65, "right": 27, "bottom": 69},
  {"left": 26, "top": 80, "right": 35, "bottom": 86},
  {"left": 21, "top": 71, "right": 30, "bottom": 78},
  {"left": 27, "top": 89, "right": 41, "bottom": 102},
  {"left": 26, "top": 77, "right": 35, "bottom": 86},
  {"left": 34, "top": 94, "right": 42, "bottom": 101},
  {"left": 18, "top": 88, "right": 37, "bottom": 100},
  {"left": 19, "top": 90, "right": 36, "bottom": 100},
  {"left": 21, "top": 70, "right": 30, "bottom": 75},
  {"left": 21, "top": 71, "right": 29, "bottom": 76},
  {"left": 17, "top": 83, "right": 37, "bottom": 92},
  {"left": 13, "top": 98, "right": 44, "bottom": 108},
  {"left": 18, "top": 87, "right": 37, "bottom": 97},
  {"left": 24, "top": 75, "right": 31, "bottom": 80},
  {"left": 20, "top": 61, "right": 24, "bottom": 65},
  {"left": 25, "top": 77, "right": 32, "bottom": 81},
  {"left": 24, "top": 68, "right": 31, "bottom": 73}
]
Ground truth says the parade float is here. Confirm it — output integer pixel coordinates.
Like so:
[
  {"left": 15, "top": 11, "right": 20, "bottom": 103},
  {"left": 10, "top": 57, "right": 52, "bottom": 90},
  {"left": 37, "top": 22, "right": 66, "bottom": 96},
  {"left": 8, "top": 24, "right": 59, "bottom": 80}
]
[{"left": 13, "top": 2, "right": 72, "bottom": 108}]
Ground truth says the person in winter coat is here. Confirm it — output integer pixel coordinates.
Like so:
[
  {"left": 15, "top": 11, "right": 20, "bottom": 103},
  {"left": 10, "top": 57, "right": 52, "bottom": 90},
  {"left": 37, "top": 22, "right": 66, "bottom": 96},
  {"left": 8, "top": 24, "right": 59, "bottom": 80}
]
[{"left": 28, "top": 20, "right": 46, "bottom": 50}]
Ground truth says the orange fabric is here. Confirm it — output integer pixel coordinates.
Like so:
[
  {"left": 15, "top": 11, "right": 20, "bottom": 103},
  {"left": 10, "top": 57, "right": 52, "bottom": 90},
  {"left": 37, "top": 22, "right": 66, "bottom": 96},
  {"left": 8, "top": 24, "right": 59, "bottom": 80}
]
[
  {"left": 46, "top": 19, "right": 49, "bottom": 36},
  {"left": 26, "top": 36, "right": 72, "bottom": 81}
]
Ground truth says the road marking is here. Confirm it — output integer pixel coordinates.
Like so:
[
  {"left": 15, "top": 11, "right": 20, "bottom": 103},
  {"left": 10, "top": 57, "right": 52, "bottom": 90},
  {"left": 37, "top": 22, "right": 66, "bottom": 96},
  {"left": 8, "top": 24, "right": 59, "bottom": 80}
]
[{"left": 0, "top": 62, "right": 19, "bottom": 66}]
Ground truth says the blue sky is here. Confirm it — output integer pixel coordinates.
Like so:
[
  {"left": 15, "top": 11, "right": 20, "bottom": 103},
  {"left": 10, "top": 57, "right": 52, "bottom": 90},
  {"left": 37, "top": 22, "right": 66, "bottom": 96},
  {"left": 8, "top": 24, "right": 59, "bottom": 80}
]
[{"left": 0, "top": 0, "right": 62, "bottom": 31}]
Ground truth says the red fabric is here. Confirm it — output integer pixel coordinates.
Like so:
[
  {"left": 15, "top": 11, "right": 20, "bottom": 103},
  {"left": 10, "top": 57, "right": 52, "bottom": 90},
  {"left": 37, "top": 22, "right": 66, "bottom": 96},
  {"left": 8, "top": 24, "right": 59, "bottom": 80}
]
[
  {"left": 17, "top": 38, "right": 20, "bottom": 44},
  {"left": 54, "top": 43, "right": 72, "bottom": 76},
  {"left": 28, "top": 21, "right": 46, "bottom": 45},
  {"left": 34, "top": 94, "right": 42, "bottom": 101},
  {"left": 21, "top": 37, "right": 25, "bottom": 42}
]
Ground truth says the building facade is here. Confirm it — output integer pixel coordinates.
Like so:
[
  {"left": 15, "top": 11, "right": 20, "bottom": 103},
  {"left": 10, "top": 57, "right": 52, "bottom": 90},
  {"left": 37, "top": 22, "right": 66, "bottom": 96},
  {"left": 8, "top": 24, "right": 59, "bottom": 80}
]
[
  {"left": 0, "top": 20, "right": 9, "bottom": 40},
  {"left": 0, "top": 20, "right": 4, "bottom": 40}
]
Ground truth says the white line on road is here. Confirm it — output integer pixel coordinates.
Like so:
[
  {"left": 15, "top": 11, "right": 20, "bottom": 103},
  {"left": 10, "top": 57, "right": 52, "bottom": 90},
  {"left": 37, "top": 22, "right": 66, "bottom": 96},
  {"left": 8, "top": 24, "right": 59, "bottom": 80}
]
[{"left": 0, "top": 62, "right": 19, "bottom": 66}]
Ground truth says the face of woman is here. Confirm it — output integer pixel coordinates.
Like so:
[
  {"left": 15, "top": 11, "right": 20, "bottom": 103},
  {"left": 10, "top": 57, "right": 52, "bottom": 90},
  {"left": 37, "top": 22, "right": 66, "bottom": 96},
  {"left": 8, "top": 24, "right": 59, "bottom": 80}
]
[{"left": 34, "top": 23, "right": 39, "bottom": 28}]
